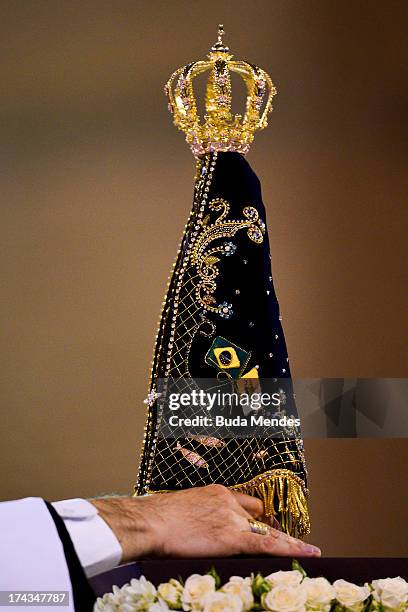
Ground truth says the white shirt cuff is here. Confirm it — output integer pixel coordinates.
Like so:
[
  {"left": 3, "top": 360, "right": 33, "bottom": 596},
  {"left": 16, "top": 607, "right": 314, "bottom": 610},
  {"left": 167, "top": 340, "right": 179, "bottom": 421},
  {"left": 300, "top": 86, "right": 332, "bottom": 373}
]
[{"left": 52, "top": 498, "right": 122, "bottom": 578}]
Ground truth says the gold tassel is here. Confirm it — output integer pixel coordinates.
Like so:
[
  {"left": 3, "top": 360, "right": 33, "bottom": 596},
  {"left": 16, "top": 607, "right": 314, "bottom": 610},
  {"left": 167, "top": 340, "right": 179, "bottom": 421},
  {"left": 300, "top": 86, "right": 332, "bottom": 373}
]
[{"left": 230, "top": 469, "right": 310, "bottom": 538}]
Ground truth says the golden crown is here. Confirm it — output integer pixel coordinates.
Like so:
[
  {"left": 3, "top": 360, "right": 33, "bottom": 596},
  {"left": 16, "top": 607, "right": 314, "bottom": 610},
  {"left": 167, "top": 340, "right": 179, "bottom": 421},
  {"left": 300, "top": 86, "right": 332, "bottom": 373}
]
[{"left": 164, "top": 25, "right": 277, "bottom": 157}]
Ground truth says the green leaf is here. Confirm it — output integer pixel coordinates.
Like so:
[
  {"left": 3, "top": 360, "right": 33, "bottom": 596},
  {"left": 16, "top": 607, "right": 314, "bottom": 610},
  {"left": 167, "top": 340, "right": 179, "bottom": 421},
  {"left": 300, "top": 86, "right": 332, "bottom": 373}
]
[
  {"left": 365, "top": 596, "right": 379, "bottom": 612},
  {"left": 292, "top": 559, "right": 307, "bottom": 578},
  {"left": 207, "top": 567, "right": 221, "bottom": 589},
  {"left": 177, "top": 575, "right": 184, "bottom": 587},
  {"left": 252, "top": 573, "right": 272, "bottom": 598}
]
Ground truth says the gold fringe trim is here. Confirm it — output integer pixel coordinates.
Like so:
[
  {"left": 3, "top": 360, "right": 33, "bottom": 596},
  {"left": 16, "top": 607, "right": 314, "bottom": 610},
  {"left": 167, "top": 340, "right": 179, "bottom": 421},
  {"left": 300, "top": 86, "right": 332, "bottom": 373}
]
[
  {"left": 135, "top": 469, "right": 310, "bottom": 539},
  {"left": 230, "top": 469, "right": 310, "bottom": 538}
]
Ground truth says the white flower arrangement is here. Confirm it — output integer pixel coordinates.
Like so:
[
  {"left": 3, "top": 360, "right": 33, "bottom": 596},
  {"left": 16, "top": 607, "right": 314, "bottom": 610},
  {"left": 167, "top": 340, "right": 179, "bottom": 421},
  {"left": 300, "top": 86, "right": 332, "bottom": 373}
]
[{"left": 94, "top": 562, "right": 408, "bottom": 612}]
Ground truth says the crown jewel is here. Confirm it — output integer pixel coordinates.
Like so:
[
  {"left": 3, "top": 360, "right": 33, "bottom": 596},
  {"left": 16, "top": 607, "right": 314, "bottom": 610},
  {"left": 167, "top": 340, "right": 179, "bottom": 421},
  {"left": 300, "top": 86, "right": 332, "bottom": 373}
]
[{"left": 164, "top": 25, "right": 277, "bottom": 157}]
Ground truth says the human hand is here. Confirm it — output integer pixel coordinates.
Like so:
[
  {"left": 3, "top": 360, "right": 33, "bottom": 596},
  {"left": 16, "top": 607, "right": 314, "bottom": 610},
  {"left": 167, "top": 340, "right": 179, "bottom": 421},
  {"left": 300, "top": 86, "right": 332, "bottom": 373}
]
[{"left": 90, "top": 485, "right": 320, "bottom": 563}]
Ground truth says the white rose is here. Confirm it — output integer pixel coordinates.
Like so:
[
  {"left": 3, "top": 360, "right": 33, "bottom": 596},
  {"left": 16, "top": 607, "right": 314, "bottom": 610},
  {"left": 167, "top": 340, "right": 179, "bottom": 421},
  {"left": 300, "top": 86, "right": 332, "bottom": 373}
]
[
  {"left": 221, "top": 576, "right": 254, "bottom": 611},
  {"left": 158, "top": 579, "right": 184, "bottom": 609},
  {"left": 266, "top": 571, "right": 304, "bottom": 589},
  {"left": 300, "top": 577, "right": 335, "bottom": 611},
  {"left": 121, "top": 605, "right": 143, "bottom": 612},
  {"left": 94, "top": 583, "right": 138, "bottom": 610},
  {"left": 93, "top": 593, "right": 118, "bottom": 611},
  {"left": 202, "top": 591, "right": 243, "bottom": 612},
  {"left": 182, "top": 575, "right": 216, "bottom": 611},
  {"left": 120, "top": 576, "right": 158, "bottom": 610},
  {"left": 333, "top": 579, "right": 370, "bottom": 612},
  {"left": 262, "top": 585, "right": 307, "bottom": 612},
  {"left": 371, "top": 577, "right": 408, "bottom": 610},
  {"left": 147, "top": 600, "right": 170, "bottom": 612},
  {"left": 114, "top": 604, "right": 136, "bottom": 612}
]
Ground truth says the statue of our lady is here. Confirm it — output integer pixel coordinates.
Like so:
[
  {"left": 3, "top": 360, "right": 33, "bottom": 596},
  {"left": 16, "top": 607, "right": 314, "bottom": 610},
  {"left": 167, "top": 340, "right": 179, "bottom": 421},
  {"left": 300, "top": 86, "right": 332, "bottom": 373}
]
[{"left": 135, "top": 27, "right": 310, "bottom": 538}]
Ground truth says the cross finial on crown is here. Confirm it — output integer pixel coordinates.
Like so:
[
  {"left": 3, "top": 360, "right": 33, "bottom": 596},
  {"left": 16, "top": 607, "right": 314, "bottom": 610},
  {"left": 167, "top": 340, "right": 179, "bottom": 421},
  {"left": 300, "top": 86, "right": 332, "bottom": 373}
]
[{"left": 211, "top": 24, "right": 229, "bottom": 53}]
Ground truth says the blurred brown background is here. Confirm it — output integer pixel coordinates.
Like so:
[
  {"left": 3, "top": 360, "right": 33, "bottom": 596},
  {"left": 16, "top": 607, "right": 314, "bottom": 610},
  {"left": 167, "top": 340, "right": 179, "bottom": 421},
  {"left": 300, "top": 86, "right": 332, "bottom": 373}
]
[{"left": 1, "top": 1, "right": 407, "bottom": 556}]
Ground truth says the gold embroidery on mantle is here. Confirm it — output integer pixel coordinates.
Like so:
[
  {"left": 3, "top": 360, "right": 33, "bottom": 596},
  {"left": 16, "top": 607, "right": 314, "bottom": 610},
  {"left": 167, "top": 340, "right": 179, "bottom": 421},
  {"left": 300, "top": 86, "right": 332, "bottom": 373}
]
[{"left": 191, "top": 198, "right": 265, "bottom": 316}]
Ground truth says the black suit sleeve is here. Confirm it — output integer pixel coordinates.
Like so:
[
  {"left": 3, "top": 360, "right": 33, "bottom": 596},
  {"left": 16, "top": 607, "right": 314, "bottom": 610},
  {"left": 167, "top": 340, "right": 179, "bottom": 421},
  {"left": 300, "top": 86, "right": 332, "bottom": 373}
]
[{"left": 45, "top": 502, "right": 95, "bottom": 612}]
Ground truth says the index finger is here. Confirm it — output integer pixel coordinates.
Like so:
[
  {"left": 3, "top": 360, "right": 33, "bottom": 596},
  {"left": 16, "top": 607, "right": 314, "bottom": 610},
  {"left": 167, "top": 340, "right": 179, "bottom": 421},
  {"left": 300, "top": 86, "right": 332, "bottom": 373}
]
[{"left": 232, "top": 491, "right": 264, "bottom": 518}]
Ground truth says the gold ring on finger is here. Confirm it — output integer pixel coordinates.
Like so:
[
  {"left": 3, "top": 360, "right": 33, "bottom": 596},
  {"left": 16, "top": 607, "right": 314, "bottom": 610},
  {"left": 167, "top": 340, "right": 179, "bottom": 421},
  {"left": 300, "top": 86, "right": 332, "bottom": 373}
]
[{"left": 248, "top": 518, "right": 270, "bottom": 536}]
